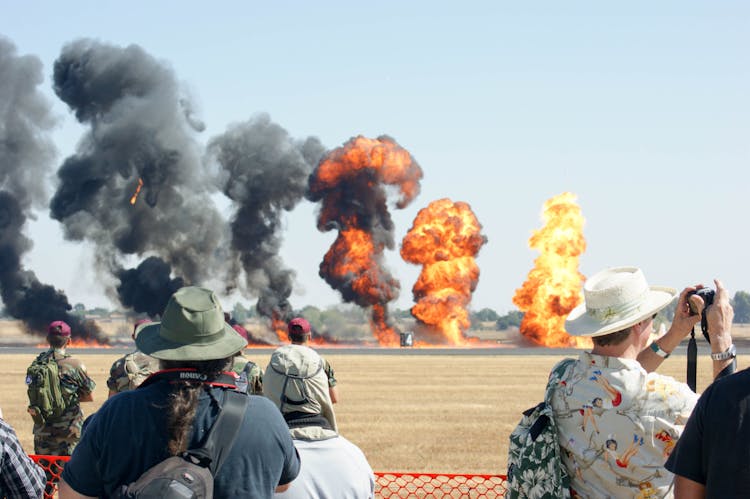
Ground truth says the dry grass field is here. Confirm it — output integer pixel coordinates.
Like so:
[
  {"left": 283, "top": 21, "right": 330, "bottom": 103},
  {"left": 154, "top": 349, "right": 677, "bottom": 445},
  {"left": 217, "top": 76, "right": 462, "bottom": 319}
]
[{"left": 0, "top": 346, "right": 738, "bottom": 475}]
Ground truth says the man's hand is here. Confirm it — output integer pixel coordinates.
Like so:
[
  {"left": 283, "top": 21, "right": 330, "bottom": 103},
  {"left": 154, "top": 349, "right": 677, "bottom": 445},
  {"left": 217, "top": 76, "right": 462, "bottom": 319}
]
[
  {"left": 706, "top": 279, "right": 733, "bottom": 347},
  {"left": 671, "top": 286, "right": 703, "bottom": 338}
]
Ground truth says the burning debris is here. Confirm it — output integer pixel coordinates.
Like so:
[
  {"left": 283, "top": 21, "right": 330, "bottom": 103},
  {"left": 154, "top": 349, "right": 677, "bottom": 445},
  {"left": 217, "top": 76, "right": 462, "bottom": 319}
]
[
  {"left": 401, "top": 198, "right": 487, "bottom": 345},
  {"left": 0, "top": 37, "right": 105, "bottom": 341},
  {"left": 207, "top": 114, "right": 325, "bottom": 339},
  {"left": 49, "top": 39, "right": 228, "bottom": 311},
  {"left": 307, "top": 135, "right": 423, "bottom": 346},
  {"left": 513, "top": 192, "right": 590, "bottom": 348}
]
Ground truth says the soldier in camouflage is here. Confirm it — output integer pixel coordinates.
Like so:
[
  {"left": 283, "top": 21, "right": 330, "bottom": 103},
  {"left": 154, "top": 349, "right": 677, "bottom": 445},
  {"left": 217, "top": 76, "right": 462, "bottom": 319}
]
[
  {"left": 225, "top": 316, "right": 263, "bottom": 394},
  {"left": 288, "top": 317, "right": 339, "bottom": 403},
  {"left": 29, "top": 321, "right": 96, "bottom": 456},
  {"left": 106, "top": 319, "right": 160, "bottom": 397}
]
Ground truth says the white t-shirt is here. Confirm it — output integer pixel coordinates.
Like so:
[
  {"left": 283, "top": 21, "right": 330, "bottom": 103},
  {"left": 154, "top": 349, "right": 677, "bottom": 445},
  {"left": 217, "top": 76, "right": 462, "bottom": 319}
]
[{"left": 275, "top": 435, "right": 375, "bottom": 499}]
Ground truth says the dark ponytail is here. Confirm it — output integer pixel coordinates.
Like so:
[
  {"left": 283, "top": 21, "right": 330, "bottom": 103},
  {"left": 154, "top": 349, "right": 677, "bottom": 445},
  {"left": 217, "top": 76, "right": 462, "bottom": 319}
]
[{"left": 160, "top": 357, "right": 232, "bottom": 455}]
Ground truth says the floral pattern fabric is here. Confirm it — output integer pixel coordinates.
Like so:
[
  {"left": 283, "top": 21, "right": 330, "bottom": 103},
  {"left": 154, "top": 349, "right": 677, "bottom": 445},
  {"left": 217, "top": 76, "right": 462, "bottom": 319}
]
[{"left": 550, "top": 352, "right": 698, "bottom": 498}]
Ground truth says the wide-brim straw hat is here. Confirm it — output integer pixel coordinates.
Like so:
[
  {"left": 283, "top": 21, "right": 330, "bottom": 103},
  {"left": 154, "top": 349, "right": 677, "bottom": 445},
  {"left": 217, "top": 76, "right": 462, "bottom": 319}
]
[
  {"left": 136, "top": 286, "right": 247, "bottom": 361},
  {"left": 566, "top": 267, "right": 677, "bottom": 338}
]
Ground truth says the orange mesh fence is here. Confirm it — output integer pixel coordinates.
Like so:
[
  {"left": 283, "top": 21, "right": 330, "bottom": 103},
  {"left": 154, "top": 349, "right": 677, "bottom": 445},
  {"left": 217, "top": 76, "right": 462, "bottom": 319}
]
[
  {"left": 30, "top": 455, "right": 69, "bottom": 499},
  {"left": 30, "top": 455, "right": 509, "bottom": 498},
  {"left": 376, "top": 473, "right": 508, "bottom": 498}
]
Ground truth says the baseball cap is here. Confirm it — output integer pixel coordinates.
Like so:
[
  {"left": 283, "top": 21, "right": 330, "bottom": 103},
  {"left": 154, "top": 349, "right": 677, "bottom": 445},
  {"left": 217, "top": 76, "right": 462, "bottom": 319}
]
[
  {"left": 48, "top": 321, "right": 71, "bottom": 337},
  {"left": 288, "top": 317, "right": 311, "bottom": 334}
]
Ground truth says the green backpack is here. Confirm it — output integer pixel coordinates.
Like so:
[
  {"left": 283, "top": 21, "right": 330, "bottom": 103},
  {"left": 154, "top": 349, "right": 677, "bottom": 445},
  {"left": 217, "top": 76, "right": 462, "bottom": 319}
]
[
  {"left": 26, "top": 351, "right": 67, "bottom": 423},
  {"left": 506, "top": 358, "right": 575, "bottom": 499}
]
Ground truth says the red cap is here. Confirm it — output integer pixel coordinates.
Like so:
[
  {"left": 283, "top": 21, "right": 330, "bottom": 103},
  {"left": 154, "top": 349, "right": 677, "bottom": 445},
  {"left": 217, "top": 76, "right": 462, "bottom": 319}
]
[
  {"left": 288, "top": 317, "right": 311, "bottom": 334},
  {"left": 48, "top": 321, "right": 71, "bottom": 337}
]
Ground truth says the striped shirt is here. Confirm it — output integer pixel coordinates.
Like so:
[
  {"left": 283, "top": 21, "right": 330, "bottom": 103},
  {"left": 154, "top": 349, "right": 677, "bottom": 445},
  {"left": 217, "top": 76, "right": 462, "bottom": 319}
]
[{"left": 0, "top": 418, "right": 46, "bottom": 499}]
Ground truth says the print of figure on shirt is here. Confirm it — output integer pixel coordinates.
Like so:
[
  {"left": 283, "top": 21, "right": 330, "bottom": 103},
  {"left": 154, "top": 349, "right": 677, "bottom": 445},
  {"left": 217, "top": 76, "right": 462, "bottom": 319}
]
[
  {"left": 604, "top": 433, "right": 644, "bottom": 469},
  {"left": 590, "top": 369, "right": 623, "bottom": 407},
  {"left": 654, "top": 429, "right": 676, "bottom": 458}
]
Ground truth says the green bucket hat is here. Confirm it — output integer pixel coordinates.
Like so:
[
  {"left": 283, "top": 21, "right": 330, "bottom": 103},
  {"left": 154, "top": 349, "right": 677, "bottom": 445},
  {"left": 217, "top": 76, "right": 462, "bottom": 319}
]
[{"left": 136, "top": 286, "right": 247, "bottom": 361}]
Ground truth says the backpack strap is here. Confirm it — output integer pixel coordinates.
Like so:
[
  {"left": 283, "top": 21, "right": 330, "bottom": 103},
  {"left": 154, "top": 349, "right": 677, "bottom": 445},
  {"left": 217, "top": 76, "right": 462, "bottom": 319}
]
[
  {"left": 187, "top": 389, "right": 249, "bottom": 475},
  {"left": 544, "top": 358, "right": 576, "bottom": 404}
]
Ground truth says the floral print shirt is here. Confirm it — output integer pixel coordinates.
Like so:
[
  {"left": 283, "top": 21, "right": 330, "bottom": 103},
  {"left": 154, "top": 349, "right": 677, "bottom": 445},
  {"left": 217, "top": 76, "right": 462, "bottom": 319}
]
[{"left": 550, "top": 352, "right": 698, "bottom": 498}]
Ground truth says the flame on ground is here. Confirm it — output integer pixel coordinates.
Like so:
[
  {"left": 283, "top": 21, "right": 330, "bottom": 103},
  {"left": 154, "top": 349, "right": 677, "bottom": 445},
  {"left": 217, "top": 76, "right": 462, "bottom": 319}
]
[
  {"left": 401, "top": 199, "right": 487, "bottom": 345},
  {"left": 36, "top": 338, "right": 113, "bottom": 348},
  {"left": 513, "top": 192, "right": 591, "bottom": 348}
]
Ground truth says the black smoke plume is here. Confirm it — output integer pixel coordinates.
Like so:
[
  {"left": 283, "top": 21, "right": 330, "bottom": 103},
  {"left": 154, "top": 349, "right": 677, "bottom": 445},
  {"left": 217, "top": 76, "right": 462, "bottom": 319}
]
[
  {"left": 49, "top": 39, "right": 227, "bottom": 309},
  {"left": 116, "top": 256, "right": 184, "bottom": 318},
  {"left": 0, "top": 38, "right": 104, "bottom": 339},
  {"left": 207, "top": 114, "right": 324, "bottom": 326}
]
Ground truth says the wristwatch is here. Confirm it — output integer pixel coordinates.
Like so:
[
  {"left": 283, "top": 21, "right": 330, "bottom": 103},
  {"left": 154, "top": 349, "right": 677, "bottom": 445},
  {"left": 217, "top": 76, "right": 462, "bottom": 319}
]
[{"left": 710, "top": 344, "right": 736, "bottom": 361}]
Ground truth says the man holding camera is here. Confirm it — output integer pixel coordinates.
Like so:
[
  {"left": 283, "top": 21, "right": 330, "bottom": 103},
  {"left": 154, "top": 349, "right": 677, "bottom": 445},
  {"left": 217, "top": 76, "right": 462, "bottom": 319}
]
[
  {"left": 665, "top": 280, "right": 744, "bottom": 498},
  {"left": 548, "top": 267, "right": 735, "bottom": 498}
]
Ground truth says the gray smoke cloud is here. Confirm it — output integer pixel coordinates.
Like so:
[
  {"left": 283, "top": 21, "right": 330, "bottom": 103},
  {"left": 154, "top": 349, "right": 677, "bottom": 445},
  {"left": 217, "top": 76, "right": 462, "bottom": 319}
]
[
  {"left": 207, "top": 113, "right": 325, "bottom": 326},
  {"left": 0, "top": 37, "right": 104, "bottom": 339},
  {"left": 48, "top": 39, "right": 228, "bottom": 315}
]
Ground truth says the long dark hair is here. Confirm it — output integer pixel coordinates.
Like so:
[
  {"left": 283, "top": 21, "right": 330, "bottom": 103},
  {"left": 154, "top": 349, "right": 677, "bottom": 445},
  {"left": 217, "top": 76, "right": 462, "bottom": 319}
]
[{"left": 160, "top": 357, "right": 232, "bottom": 455}]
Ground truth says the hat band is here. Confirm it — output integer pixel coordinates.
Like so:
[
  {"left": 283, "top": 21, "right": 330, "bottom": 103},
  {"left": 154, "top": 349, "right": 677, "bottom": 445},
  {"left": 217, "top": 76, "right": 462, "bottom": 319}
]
[
  {"left": 159, "top": 325, "right": 226, "bottom": 345},
  {"left": 586, "top": 290, "right": 648, "bottom": 322}
]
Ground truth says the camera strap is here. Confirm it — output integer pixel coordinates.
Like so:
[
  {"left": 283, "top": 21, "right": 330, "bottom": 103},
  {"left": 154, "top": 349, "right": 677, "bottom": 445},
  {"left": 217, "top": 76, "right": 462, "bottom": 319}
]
[{"left": 687, "top": 327, "right": 697, "bottom": 393}]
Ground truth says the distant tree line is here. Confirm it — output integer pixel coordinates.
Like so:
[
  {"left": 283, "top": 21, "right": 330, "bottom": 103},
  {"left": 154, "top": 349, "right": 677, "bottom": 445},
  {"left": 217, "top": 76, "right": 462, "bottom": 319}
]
[{"left": 3, "top": 290, "right": 749, "bottom": 327}]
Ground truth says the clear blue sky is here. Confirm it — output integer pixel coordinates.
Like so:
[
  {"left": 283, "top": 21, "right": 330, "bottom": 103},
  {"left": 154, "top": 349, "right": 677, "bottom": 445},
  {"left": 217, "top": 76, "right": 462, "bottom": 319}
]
[{"left": 1, "top": 1, "right": 748, "bottom": 314}]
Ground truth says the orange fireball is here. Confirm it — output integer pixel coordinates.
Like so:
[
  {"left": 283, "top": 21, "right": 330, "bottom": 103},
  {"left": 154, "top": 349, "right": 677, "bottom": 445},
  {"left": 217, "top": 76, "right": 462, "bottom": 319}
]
[
  {"left": 513, "top": 192, "right": 590, "bottom": 348},
  {"left": 401, "top": 198, "right": 487, "bottom": 345},
  {"left": 308, "top": 135, "right": 422, "bottom": 346}
]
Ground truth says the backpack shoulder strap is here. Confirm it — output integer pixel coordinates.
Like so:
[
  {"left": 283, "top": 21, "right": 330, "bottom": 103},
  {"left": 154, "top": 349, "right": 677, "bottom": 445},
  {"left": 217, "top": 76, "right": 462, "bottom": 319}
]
[
  {"left": 544, "top": 357, "right": 576, "bottom": 404},
  {"left": 189, "top": 390, "right": 249, "bottom": 475}
]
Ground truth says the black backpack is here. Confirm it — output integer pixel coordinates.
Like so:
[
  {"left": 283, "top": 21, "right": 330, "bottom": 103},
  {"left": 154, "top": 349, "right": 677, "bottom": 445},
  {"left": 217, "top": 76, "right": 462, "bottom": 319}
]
[{"left": 113, "top": 390, "right": 248, "bottom": 499}]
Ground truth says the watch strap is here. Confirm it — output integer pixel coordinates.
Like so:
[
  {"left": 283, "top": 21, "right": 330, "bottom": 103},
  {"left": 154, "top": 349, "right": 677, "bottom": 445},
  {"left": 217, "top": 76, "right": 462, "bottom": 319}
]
[
  {"left": 650, "top": 341, "right": 670, "bottom": 359},
  {"left": 710, "top": 344, "right": 736, "bottom": 361}
]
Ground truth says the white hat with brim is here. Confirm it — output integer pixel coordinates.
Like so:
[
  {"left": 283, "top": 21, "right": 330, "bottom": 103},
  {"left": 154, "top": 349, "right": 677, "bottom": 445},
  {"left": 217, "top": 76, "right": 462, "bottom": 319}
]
[
  {"left": 136, "top": 286, "right": 247, "bottom": 361},
  {"left": 566, "top": 267, "right": 677, "bottom": 338}
]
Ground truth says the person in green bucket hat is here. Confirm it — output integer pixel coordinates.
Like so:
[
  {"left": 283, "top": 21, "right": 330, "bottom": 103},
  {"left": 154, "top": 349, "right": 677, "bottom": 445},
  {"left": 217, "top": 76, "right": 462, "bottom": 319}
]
[{"left": 59, "top": 286, "right": 300, "bottom": 499}]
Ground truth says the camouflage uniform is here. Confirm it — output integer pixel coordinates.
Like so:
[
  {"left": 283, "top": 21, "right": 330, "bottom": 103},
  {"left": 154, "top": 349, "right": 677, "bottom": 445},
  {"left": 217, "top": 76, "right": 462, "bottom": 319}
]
[
  {"left": 31, "top": 349, "right": 96, "bottom": 456},
  {"left": 232, "top": 355, "right": 263, "bottom": 395},
  {"left": 106, "top": 350, "right": 160, "bottom": 394},
  {"left": 321, "top": 355, "right": 337, "bottom": 389}
]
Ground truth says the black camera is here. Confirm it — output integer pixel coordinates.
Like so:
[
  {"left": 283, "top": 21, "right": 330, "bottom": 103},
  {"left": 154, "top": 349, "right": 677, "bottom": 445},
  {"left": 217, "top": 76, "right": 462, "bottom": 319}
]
[{"left": 687, "top": 288, "right": 715, "bottom": 342}]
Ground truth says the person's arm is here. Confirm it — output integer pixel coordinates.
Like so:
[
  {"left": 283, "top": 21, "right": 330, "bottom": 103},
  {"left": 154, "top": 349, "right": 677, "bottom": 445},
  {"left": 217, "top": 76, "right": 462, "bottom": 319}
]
[
  {"left": 0, "top": 423, "right": 46, "bottom": 499},
  {"left": 79, "top": 391, "right": 94, "bottom": 402},
  {"left": 674, "top": 475, "right": 706, "bottom": 499},
  {"left": 329, "top": 385, "right": 339, "bottom": 404},
  {"left": 704, "top": 279, "right": 734, "bottom": 379},
  {"left": 276, "top": 483, "right": 292, "bottom": 492},
  {"left": 58, "top": 478, "right": 97, "bottom": 499},
  {"left": 638, "top": 286, "right": 701, "bottom": 372}
]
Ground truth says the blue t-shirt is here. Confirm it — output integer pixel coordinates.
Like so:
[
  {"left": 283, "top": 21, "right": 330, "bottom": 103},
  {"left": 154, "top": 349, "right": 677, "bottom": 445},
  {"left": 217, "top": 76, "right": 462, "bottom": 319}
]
[{"left": 62, "top": 380, "right": 300, "bottom": 498}]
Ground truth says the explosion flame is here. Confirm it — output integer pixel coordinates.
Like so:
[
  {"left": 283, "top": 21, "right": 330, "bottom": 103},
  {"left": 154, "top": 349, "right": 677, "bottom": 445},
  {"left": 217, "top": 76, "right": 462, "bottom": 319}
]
[
  {"left": 129, "top": 178, "right": 144, "bottom": 205},
  {"left": 307, "top": 135, "right": 423, "bottom": 346},
  {"left": 401, "top": 199, "right": 487, "bottom": 345},
  {"left": 513, "top": 192, "right": 590, "bottom": 348}
]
